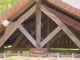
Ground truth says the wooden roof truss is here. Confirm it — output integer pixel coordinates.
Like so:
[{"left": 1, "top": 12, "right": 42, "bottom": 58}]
[{"left": 0, "top": 0, "right": 80, "bottom": 52}]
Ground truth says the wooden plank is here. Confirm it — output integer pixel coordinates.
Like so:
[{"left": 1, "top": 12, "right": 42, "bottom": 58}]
[
  {"left": 41, "top": 5, "right": 62, "bottom": 26},
  {"left": 17, "top": 5, "right": 36, "bottom": 24},
  {"left": 0, "top": 5, "right": 36, "bottom": 47},
  {"left": 0, "top": 23, "right": 17, "bottom": 47},
  {"left": 49, "top": 50, "right": 80, "bottom": 54},
  {"left": 51, "top": 45, "right": 77, "bottom": 48},
  {"left": 41, "top": 26, "right": 61, "bottom": 47},
  {"left": 46, "top": 17, "right": 51, "bottom": 51},
  {"left": 3, "top": 48, "right": 29, "bottom": 51},
  {"left": 0, "top": 0, "right": 35, "bottom": 35},
  {"left": 68, "top": 26, "right": 80, "bottom": 40},
  {"left": 11, "top": 33, "right": 24, "bottom": 49},
  {"left": 11, "top": 20, "right": 36, "bottom": 49},
  {"left": 41, "top": 5, "right": 80, "bottom": 48},
  {"left": 51, "top": 30, "right": 65, "bottom": 44},
  {"left": 46, "top": 0, "right": 80, "bottom": 20},
  {"left": 43, "top": 5, "right": 80, "bottom": 31},
  {"left": 9, "top": 0, "right": 35, "bottom": 21},
  {"left": 19, "top": 38, "right": 28, "bottom": 46},
  {"left": 36, "top": 0, "right": 41, "bottom": 48},
  {"left": 62, "top": 24, "right": 80, "bottom": 48},
  {"left": 18, "top": 25, "right": 36, "bottom": 47},
  {"left": 0, "top": 26, "right": 5, "bottom": 33}
]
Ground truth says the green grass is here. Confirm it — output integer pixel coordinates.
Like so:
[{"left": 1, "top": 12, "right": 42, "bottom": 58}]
[
  {"left": 50, "top": 48, "right": 80, "bottom": 50},
  {"left": 7, "top": 56, "right": 21, "bottom": 60}
]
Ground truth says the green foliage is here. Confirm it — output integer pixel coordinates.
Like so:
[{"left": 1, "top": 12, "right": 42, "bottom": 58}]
[
  {"left": 0, "top": 0, "right": 19, "bottom": 17},
  {"left": 7, "top": 56, "right": 21, "bottom": 60},
  {"left": 22, "top": 51, "right": 30, "bottom": 54}
]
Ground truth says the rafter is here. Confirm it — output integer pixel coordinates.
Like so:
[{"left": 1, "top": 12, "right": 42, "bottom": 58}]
[
  {"left": 16, "top": 5, "right": 36, "bottom": 24},
  {"left": 0, "top": 5, "right": 36, "bottom": 47},
  {"left": 41, "top": 5, "right": 80, "bottom": 48},
  {"left": 51, "top": 30, "right": 65, "bottom": 44},
  {"left": 11, "top": 20, "right": 36, "bottom": 49},
  {"left": 68, "top": 26, "right": 80, "bottom": 40},
  {"left": 18, "top": 25, "right": 36, "bottom": 47},
  {"left": 62, "top": 24, "right": 80, "bottom": 48},
  {"left": 0, "top": 23, "right": 17, "bottom": 47},
  {"left": 11, "top": 33, "right": 24, "bottom": 49},
  {"left": 41, "top": 26, "right": 61, "bottom": 47},
  {"left": 43, "top": 5, "right": 80, "bottom": 31}
]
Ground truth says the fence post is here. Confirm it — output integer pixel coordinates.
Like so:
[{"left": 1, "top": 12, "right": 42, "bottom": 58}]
[
  {"left": 18, "top": 51, "right": 20, "bottom": 56},
  {"left": 57, "top": 53, "right": 60, "bottom": 60},
  {"left": 3, "top": 52, "right": 6, "bottom": 58},
  {"left": 72, "top": 53, "right": 74, "bottom": 60}
]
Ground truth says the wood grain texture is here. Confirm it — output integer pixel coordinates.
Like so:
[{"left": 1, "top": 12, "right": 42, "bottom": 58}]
[
  {"left": 0, "top": 23, "right": 17, "bottom": 47},
  {"left": 18, "top": 25, "right": 36, "bottom": 47},
  {"left": 43, "top": 5, "right": 80, "bottom": 31},
  {"left": 41, "top": 26, "right": 61, "bottom": 47},
  {"left": 41, "top": 5, "right": 80, "bottom": 48},
  {"left": 36, "top": 0, "right": 41, "bottom": 48}
]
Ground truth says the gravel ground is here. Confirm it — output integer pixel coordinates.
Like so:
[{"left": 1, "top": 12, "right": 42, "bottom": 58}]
[{"left": 0, "top": 57, "right": 80, "bottom": 60}]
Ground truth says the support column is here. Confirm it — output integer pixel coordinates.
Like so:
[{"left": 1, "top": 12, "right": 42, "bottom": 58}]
[
  {"left": 46, "top": 17, "right": 50, "bottom": 51},
  {"left": 36, "top": 0, "right": 41, "bottom": 48}
]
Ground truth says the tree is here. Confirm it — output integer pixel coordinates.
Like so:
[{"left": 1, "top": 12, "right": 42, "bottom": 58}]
[{"left": 0, "top": 0, "right": 19, "bottom": 17}]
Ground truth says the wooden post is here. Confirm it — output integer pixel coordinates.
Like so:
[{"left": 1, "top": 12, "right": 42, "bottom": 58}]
[
  {"left": 3, "top": 52, "right": 6, "bottom": 58},
  {"left": 57, "top": 53, "right": 59, "bottom": 60},
  {"left": 18, "top": 51, "right": 20, "bottom": 56},
  {"left": 46, "top": 17, "right": 50, "bottom": 51},
  {"left": 36, "top": 0, "right": 41, "bottom": 48},
  {"left": 72, "top": 53, "right": 74, "bottom": 60}
]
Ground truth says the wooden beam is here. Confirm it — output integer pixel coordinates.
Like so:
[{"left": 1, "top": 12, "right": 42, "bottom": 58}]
[
  {"left": 49, "top": 50, "right": 80, "bottom": 54},
  {"left": 51, "top": 45, "right": 77, "bottom": 48},
  {"left": 0, "top": 26, "right": 5, "bottom": 33},
  {"left": 41, "top": 5, "right": 80, "bottom": 48},
  {"left": 46, "top": 0, "right": 80, "bottom": 20},
  {"left": 0, "top": 0, "right": 35, "bottom": 36},
  {"left": 18, "top": 25, "right": 36, "bottom": 47},
  {"left": 19, "top": 38, "right": 28, "bottom": 46},
  {"left": 41, "top": 26, "right": 61, "bottom": 47},
  {"left": 51, "top": 30, "right": 65, "bottom": 44},
  {"left": 9, "top": 0, "right": 35, "bottom": 21},
  {"left": 11, "top": 33, "right": 24, "bottom": 49},
  {"left": 41, "top": 6, "right": 61, "bottom": 26},
  {"left": 62, "top": 24, "right": 80, "bottom": 48},
  {"left": 36, "top": 0, "right": 41, "bottom": 48},
  {"left": 43, "top": 5, "right": 80, "bottom": 31},
  {"left": 68, "top": 26, "right": 80, "bottom": 40},
  {"left": 11, "top": 20, "right": 36, "bottom": 50},
  {"left": 3, "top": 48, "right": 29, "bottom": 51},
  {"left": 0, "top": 23, "right": 17, "bottom": 47},
  {"left": 46, "top": 17, "right": 51, "bottom": 51},
  {"left": 0, "top": 5, "right": 36, "bottom": 47},
  {"left": 17, "top": 5, "right": 36, "bottom": 24}
]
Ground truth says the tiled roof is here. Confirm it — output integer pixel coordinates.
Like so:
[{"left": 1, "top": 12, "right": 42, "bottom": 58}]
[
  {"left": 46, "top": 0, "right": 80, "bottom": 19},
  {"left": 1, "top": 0, "right": 80, "bottom": 23},
  {"left": 0, "top": 0, "right": 33, "bottom": 23}
]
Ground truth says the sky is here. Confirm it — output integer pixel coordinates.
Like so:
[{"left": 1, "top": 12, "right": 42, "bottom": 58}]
[{"left": 61, "top": 0, "right": 80, "bottom": 9}]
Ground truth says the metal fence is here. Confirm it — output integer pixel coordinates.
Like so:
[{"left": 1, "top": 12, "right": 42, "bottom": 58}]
[{"left": 0, "top": 52, "right": 80, "bottom": 59}]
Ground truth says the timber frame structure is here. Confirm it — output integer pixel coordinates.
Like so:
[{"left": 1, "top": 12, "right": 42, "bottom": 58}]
[{"left": 0, "top": 0, "right": 80, "bottom": 54}]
